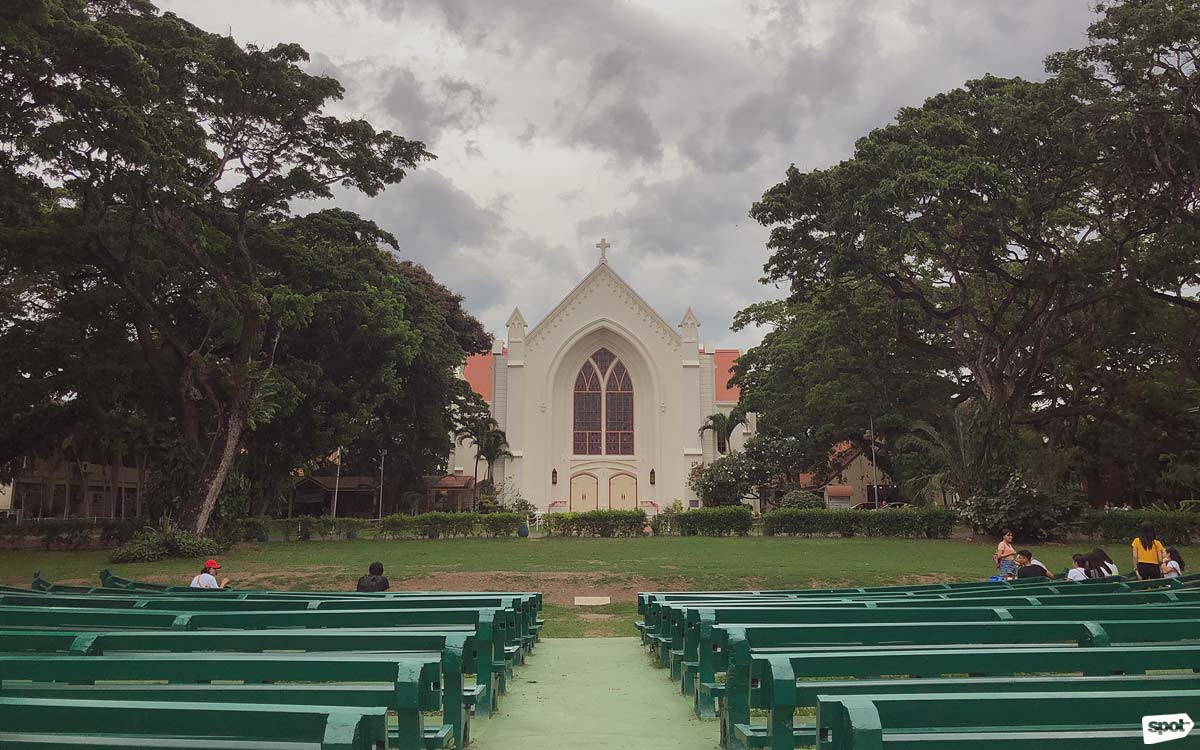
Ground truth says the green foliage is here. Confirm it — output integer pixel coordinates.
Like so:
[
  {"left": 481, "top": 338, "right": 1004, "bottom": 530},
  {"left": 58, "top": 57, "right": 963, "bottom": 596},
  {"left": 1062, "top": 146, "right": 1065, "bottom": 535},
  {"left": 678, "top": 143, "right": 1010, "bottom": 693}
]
[
  {"left": 688, "top": 453, "right": 765, "bottom": 506},
  {"left": 541, "top": 510, "right": 647, "bottom": 537},
  {"left": 762, "top": 507, "right": 958, "bottom": 538},
  {"left": 960, "top": 473, "right": 1087, "bottom": 541},
  {"left": 1079, "top": 510, "right": 1200, "bottom": 545},
  {"left": 649, "top": 499, "right": 685, "bottom": 536},
  {"left": 762, "top": 509, "right": 861, "bottom": 538},
  {"left": 110, "top": 526, "right": 226, "bottom": 564},
  {"left": 779, "top": 490, "right": 824, "bottom": 510},
  {"left": 0, "top": 519, "right": 146, "bottom": 551},
  {"left": 677, "top": 506, "right": 753, "bottom": 537},
  {"left": 480, "top": 512, "right": 525, "bottom": 537}
]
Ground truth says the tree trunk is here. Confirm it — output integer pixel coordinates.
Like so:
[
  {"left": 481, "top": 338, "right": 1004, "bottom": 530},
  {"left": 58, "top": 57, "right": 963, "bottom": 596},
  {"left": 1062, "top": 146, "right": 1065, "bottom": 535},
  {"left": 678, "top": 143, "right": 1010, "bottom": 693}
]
[{"left": 177, "top": 405, "right": 249, "bottom": 536}]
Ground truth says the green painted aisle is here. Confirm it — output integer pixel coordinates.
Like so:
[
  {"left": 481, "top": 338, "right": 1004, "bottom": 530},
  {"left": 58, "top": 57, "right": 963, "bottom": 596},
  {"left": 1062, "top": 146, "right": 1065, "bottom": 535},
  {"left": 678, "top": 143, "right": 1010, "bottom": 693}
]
[{"left": 472, "top": 637, "right": 718, "bottom": 750}]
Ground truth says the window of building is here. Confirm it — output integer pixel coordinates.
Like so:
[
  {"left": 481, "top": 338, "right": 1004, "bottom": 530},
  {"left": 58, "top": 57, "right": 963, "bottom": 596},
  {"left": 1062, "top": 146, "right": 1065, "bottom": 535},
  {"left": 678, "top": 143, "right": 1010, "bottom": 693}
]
[{"left": 572, "top": 348, "right": 634, "bottom": 456}]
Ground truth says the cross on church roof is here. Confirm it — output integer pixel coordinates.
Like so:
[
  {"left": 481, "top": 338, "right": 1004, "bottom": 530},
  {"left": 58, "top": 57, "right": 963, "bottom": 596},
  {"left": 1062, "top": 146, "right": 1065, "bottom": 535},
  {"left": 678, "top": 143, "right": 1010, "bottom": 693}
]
[{"left": 595, "top": 237, "right": 611, "bottom": 265}]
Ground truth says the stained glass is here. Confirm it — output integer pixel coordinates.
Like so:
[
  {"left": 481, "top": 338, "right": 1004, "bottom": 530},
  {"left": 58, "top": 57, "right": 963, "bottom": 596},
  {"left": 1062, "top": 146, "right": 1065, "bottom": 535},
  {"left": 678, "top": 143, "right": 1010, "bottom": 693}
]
[
  {"left": 605, "top": 361, "right": 633, "bottom": 455},
  {"left": 590, "top": 347, "right": 616, "bottom": 375},
  {"left": 573, "top": 362, "right": 601, "bottom": 454}
]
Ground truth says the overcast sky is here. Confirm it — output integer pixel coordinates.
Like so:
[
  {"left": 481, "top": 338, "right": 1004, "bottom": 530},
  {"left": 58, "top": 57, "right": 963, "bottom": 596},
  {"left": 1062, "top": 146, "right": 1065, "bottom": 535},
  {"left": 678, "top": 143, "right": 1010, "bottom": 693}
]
[{"left": 160, "top": 0, "right": 1097, "bottom": 350}]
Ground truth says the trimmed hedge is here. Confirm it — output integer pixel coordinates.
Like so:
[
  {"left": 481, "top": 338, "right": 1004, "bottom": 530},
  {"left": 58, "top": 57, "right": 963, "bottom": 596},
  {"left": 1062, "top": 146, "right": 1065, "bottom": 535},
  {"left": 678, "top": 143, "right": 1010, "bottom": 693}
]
[
  {"left": 763, "top": 507, "right": 958, "bottom": 539},
  {"left": 543, "top": 510, "right": 647, "bottom": 537},
  {"left": 0, "top": 519, "right": 146, "bottom": 550},
  {"left": 377, "top": 512, "right": 525, "bottom": 539},
  {"left": 678, "top": 506, "right": 753, "bottom": 537},
  {"left": 1078, "top": 510, "right": 1200, "bottom": 544}
]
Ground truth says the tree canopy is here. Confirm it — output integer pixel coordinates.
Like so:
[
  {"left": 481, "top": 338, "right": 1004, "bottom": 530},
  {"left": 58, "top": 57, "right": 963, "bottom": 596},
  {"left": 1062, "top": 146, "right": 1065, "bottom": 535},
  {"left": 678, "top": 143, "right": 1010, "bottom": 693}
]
[
  {"left": 738, "top": 0, "right": 1200, "bottom": 508},
  {"left": 0, "top": 0, "right": 489, "bottom": 531}
]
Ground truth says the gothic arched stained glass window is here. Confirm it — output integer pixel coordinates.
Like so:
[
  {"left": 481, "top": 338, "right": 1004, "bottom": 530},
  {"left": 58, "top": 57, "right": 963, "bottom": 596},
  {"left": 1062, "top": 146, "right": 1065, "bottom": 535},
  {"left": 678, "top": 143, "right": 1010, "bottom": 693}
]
[
  {"left": 573, "top": 363, "right": 602, "bottom": 455},
  {"left": 572, "top": 348, "right": 634, "bottom": 456},
  {"left": 605, "top": 361, "right": 633, "bottom": 455}
]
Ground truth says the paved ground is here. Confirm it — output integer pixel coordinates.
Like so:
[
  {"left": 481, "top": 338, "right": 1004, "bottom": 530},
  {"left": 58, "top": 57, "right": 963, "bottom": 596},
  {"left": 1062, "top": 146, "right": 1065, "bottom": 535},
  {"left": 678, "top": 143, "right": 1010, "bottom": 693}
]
[{"left": 473, "top": 637, "right": 719, "bottom": 749}]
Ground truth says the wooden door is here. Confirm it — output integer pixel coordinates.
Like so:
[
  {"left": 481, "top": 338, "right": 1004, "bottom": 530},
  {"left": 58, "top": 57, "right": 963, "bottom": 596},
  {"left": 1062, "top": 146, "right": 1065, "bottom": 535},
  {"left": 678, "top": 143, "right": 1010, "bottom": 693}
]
[
  {"left": 570, "top": 473, "right": 598, "bottom": 511},
  {"left": 608, "top": 473, "right": 637, "bottom": 510}
]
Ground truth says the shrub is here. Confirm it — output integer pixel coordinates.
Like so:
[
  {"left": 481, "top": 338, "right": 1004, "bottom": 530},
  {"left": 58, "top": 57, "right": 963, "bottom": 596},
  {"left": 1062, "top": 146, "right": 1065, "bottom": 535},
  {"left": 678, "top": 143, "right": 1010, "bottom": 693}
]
[
  {"left": 540, "top": 510, "right": 645, "bottom": 537},
  {"left": 650, "top": 499, "right": 684, "bottom": 536},
  {"left": 960, "top": 472, "right": 1086, "bottom": 541},
  {"left": 678, "top": 506, "right": 753, "bottom": 536},
  {"left": 575, "top": 509, "right": 647, "bottom": 537},
  {"left": 380, "top": 513, "right": 415, "bottom": 539},
  {"left": 763, "top": 508, "right": 860, "bottom": 537},
  {"left": 542, "top": 512, "right": 578, "bottom": 536},
  {"left": 780, "top": 490, "right": 824, "bottom": 510},
  {"left": 1079, "top": 510, "right": 1200, "bottom": 544},
  {"left": 110, "top": 526, "right": 225, "bottom": 563},
  {"left": 443, "top": 513, "right": 480, "bottom": 538},
  {"left": 481, "top": 512, "right": 524, "bottom": 537},
  {"left": 0, "top": 519, "right": 146, "bottom": 550}
]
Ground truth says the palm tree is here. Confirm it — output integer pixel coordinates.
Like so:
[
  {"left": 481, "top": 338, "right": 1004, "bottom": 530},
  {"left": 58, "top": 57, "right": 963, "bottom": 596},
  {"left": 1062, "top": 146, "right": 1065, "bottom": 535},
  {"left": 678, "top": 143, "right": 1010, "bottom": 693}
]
[
  {"left": 476, "top": 428, "right": 514, "bottom": 492},
  {"left": 698, "top": 407, "right": 750, "bottom": 454},
  {"left": 455, "top": 415, "right": 498, "bottom": 487}
]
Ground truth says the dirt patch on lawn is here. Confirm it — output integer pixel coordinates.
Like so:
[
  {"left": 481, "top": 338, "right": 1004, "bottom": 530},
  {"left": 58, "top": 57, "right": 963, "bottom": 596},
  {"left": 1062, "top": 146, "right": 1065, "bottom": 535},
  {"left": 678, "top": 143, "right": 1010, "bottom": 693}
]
[
  {"left": 893, "top": 574, "right": 956, "bottom": 586},
  {"left": 389, "top": 571, "right": 688, "bottom": 607}
]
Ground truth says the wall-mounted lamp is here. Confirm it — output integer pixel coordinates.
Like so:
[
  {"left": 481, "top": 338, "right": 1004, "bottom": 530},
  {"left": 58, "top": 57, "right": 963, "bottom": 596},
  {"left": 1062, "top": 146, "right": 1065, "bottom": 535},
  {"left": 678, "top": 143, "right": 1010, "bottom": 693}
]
[
  {"left": 551, "top": 469, "right": 558, "bottom": 485},
  {"left": 649, "top": 469, "right": 656, "bottom": 486}
]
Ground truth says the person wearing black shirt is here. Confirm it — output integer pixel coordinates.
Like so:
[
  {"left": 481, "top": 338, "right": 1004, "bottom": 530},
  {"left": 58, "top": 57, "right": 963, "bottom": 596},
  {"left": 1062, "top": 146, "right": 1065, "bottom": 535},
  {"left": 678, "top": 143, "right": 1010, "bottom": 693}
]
[
  {"left": 1014, "top": 550, "right": 1049, "bottom": 579},
  {"left": 356, "top": 561, "right": 390, "bottom": 592}
]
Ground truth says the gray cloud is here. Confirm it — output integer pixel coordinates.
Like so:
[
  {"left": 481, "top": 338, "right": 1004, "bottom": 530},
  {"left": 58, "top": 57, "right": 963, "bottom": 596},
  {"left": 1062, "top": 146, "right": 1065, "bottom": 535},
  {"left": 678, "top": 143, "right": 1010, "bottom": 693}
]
[{"left": 161, "top": 0, "right": 1102, "bottom": 349}]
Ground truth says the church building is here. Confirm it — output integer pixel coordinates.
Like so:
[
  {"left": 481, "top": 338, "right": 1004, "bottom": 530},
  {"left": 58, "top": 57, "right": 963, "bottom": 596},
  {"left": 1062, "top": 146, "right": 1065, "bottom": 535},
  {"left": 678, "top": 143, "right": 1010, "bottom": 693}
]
[{"left": 449, "top": 240, "right": 753, "bottom": 514}]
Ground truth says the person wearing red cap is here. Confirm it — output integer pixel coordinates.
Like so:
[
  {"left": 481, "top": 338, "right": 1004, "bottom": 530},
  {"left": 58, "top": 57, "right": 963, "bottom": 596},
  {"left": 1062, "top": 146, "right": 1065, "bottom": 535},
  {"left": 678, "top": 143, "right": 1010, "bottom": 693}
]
[{"left": 189, "top": 559, "right": 229, "bottom": 589}]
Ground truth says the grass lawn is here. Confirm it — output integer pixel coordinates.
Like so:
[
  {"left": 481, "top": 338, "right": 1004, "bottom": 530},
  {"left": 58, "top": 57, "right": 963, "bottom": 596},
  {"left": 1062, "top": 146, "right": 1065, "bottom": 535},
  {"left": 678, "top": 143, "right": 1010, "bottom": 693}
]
[{"left": 3, "top": 536, "right": 1191, "bottom": 637}]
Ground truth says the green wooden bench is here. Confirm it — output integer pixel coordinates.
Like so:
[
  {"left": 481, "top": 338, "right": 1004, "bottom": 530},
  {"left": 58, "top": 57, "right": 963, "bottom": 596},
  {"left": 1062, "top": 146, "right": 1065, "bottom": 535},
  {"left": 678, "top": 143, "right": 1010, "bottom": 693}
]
[
  {"left": 701, "top": 618, "right": 1200, "bottom": 728},
  {"left": 643, "top": 586, "right": 1200, "bottom": 660},
  {"left": 672, "top": 603, "right": 1200, "bottom": 694},
  {"left": 811, "top": 690, "right": 1200, "bottom": 750},
  {"left": 0, "top": 627, "right": 489, "bottom": 742},
  {"left": 727, "top": 645, "right": 1200, "bottom": 750},
  {"left": 727, "top": 673, "right": 1200, "bottom": 748},
  {"left": 0, "top": 696, "right": 389, "bottom": 750},
  {"left": 0, "top": 653, "right": 450, "bottom": 750},
  {"left": 676, "top": 602, "right": 1200, "bottom": 700}
]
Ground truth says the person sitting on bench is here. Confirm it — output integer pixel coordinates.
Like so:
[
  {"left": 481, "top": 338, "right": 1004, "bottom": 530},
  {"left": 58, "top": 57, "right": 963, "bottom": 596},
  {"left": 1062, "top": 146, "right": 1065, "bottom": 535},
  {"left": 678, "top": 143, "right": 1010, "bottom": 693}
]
[
  {"left": 356, "top": 561, "right": 390, "bottom": 592},
  {"left": 1162, "top": 547, "right": 1185, "bottom": 579},
  {"left": 1015, "top": 550, "right": 1049, "bottom": 579},
  {"left": 1065, "top": 553, "right": 1090, "bottom": 581},
  {"left": 190, "top": 559, "right": 229, "bottom": 589}
]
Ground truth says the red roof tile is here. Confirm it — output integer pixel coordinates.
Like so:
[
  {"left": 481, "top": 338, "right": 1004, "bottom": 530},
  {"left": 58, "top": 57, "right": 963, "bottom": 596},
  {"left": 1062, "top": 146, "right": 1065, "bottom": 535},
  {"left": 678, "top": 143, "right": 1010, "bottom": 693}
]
[
  {"left": 713, "top": 349, "right": 741, "bottom": 402},
  {"left": 428, "top": 475, "right": 476, "bottom": 490},
  {"left": 825, "top": 485, "right": 853, "bottom": 497}
]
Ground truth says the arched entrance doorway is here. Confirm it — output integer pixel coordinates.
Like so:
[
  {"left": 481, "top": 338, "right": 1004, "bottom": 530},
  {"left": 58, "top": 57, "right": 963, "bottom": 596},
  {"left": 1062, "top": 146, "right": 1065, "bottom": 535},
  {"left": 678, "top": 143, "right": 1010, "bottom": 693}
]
[
  {"left": 608, "top": 473, "right": 637, "bottom": 510},
  {"left": 570, "top": 473, "right": 598, "bottom": 511}
]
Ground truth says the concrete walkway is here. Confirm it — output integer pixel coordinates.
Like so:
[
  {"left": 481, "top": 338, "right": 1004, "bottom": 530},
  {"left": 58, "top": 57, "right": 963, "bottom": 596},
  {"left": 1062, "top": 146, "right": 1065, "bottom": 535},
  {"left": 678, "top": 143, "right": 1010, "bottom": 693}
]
[{"left": 472, "top": 637, "right": 719, "bottom": 750}]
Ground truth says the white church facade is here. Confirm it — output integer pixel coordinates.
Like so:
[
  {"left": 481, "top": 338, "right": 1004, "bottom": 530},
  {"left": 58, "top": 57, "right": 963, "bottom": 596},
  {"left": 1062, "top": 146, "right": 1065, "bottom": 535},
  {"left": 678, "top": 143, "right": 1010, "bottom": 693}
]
[{"left": 449, "top": 241, "right": 753, "bottom": 514}]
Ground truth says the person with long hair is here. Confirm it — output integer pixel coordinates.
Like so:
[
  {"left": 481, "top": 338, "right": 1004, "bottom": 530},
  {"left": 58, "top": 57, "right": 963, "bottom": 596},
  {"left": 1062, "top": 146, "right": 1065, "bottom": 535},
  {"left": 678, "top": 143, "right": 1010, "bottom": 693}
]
[
  {"left": 1091, "top": 548, "right": 1118, "bottom": 577},
  {"left": 994, "top": 530, "right": 1017, "bottom": 578},
  {"left": 1132, "top": 522, "right": 1164, "bottom": 580},
  {"left": 1162, "top": 547, "right": 1186, "bottom": 579}
]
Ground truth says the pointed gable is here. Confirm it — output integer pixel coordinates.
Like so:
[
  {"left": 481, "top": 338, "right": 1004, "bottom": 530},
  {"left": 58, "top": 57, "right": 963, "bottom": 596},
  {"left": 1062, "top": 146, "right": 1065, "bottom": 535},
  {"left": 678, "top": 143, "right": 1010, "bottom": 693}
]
[{"left": 525, "top": 262, "right": 681, "bottom": 353}]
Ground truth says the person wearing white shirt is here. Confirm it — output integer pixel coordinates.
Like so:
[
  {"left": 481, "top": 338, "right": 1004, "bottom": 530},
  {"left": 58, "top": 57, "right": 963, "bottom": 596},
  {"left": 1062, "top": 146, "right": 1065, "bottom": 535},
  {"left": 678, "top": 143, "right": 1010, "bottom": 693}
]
[
  {"left": 1065, "top": 554, "right": 1089, "bottom": 582},
  {"left": 1091, "top": 548, "right": 1118, "bottom": 577},
  {"left": 1162, "top": 547, "right": 1185, "bottom": 579},
  {"left": 189, "top": 559, "right": 229, "bottom": 589}
]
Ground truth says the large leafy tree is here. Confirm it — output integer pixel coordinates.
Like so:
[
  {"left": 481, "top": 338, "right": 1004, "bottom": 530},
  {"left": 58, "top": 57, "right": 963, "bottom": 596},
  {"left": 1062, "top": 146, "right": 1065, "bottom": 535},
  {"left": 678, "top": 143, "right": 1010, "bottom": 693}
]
[
  {"left": 742, "top": 0, "right": 1200, "bottom": 505},
  {"left": 0, "top": 0, "right": 458, "bottom": 532}
]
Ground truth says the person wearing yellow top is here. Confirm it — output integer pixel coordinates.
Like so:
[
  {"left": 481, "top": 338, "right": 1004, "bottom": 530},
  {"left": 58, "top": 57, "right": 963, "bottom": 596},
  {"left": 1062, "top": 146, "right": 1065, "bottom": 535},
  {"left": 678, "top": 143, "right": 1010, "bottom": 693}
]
[{"left": 1131, "top": 521, "right": 1165, "bottom": 580}]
